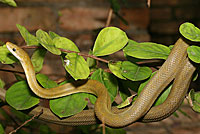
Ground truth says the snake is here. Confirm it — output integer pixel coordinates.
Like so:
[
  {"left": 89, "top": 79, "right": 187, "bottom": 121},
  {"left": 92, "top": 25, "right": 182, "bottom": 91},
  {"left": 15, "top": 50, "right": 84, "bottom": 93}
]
[{"left": 6, "top": 38, "right": 195, "bottom": 127}]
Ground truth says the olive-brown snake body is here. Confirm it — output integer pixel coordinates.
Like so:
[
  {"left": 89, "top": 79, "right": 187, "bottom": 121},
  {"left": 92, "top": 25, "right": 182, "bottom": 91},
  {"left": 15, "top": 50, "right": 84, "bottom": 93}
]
[{"left": 6, "top": 38, "right": 195, "bottom": 127}]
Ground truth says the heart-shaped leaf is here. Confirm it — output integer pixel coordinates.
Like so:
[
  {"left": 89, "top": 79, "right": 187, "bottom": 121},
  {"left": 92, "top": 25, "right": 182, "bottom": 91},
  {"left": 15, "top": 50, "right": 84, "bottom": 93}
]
[
  {"left": 63, "top": 53, "right": 90, "bottom": 80},
  {"left": 53, "top": 37, "right": 80, "bottom": 52},
  {"left": 36, "top": 29, "right": 61, "bottom": 55},
  {"left": 36, "top": 73, "right": 57, "bottom": 88},
  {"left": 179, "top": 22, "right": 200, "bottom": 42},
  {"left": 108, "top": 61, "right": 126, "bottom": 79},
  {"left": 187, "top": 46, "right": 200, "bottom": 63},
  {"left": 36, "top": 74, "right": 89, "bottom": 118},
  {"left": 93, "top": 27, "right": 128, "bottom": 56},
  {"left": 50, "top": 93, "right": 88, "bottom": 118},
  {"left": 121, "top": 61, "right": 152, "bottom": 81},
  {"left": 1, "top": 0, "right": 17, "bottom": 7},
  {"left": 16, "top": 24, "right": 39, "bottom": 46},
  {"left": 123, "top": 40, "right": 170, "bottom": 60},
  {"left": 31, "top": 48, "right": 46, "bottom": 73},
  {"left": 6, "top": 81, "right": 39, "bottom": 110},
  {"left": 0, "top": 46, "right": 18, "bottom": 64},
  {"left": 188, "top": 89, "right": 200, "bottom": 113},
  {"left": 49, "top": 31, "right": 60, "bottom": 39}
]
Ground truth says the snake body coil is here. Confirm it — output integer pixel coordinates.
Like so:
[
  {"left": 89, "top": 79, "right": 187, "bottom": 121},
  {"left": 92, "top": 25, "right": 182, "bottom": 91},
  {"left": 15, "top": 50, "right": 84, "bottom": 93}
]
[{"left": 6, "top": 38, "right": 195, "bottom": 127}]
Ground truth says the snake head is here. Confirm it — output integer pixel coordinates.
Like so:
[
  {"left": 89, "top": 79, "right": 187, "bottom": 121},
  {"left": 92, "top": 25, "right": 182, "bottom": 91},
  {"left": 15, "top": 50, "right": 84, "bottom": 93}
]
[{"left": 6, "top": 42, "right": 29, "bottom": 63}]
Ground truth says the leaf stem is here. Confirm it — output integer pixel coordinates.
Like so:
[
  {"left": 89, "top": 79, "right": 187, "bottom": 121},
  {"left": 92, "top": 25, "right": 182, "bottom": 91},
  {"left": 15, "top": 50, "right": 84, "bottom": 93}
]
[
  {"left": 105, "top": 8, "right": 113, "bottom": 27},
  {"left": 60, "top": 48, "right": 109, "bottom": 63},
  {"left": 147, "top": 0, "right": 151, "bottom": 7},
  {"left": 9, "top": 109, "right": 43, "bottom": 134},
  {"left": 78, "top": 53, "right": 109, "bottom": 64},
  {"left": 0, "top": 69, "right": 24, "bottom": 74},
  {"left": 21, "top": 46, "right": 110, "bottom": 64}
]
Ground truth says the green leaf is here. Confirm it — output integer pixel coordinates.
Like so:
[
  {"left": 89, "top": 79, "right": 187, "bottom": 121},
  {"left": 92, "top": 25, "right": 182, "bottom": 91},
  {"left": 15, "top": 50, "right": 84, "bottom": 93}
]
[
  {"left": 117, "top": 94, "right": 135, "bottom": 108},
  {"left": 173, "top": 112, "right": 179, "bottom": 118},
  {"left": 125, "top": 53, "right": 143, "bottom": 63},
  {"left": 87, "top": 50, "right": 96, "bottom": 68},
  {"left": 104, "top": 127, "right": 126, "bottom": 134},
  {"left": 36, "top": 74, "right": 57, "bottom": 88},
  {"left": 121, "top": 61, "right": 152, "bottom": 81},
  {"left": 179, "top": 22, "right": 200, "bottom": 42},
  {"left": 123, "top": 40, "right": 170, "bottom": 60},
  {"left": 31, "top": 48, "right": 46, "bottom": 72},
  {"left": 93, "top": 27, "right": 128, "bottom": 56},
  {"left": 36, "top": 29, "right": 61, "bottom": 55},
  {"left": 0, "top": 124, "right": 4, "bottom": 134},
  {"left": 108, "top": 61, "right": 126, "bottom": 79},
  {"left": 6, "top": 81, "right": 39, "bottom": 110},
  {"left": 169, "top": 45, "right": 174, "bottom": 50},
  {"left": 90, "top": 69, "right": 118, "bottom": 103},
  {"left": 188, "top": 89, "right": 200, "bottom": 113},
  {"left": 39, "top": 124, "right": 55, "bottom": 134},
  {"left": 53, "top": 37, "right": 80, "bottom": 52},
  {"left": 16, "top": 24, "right": 39, "bottom": 46},
  {"left": 154, "top": 85, "right": 172, "bottom": 106},
  {"left": 187, "top": 46, "right": 200, "bottom": 63},
  {"left": 49, "top": 31, "right": 60, "bottom": 39},
  {"left": 0, "top": 40, "right": 4, "bottom": 46},
  {"left": 10, "top": 107, "right": 30, "bottom": 122},
  {"left": 118, "top": 80, "right": 140, "bottom": 101},
  {"left": 0, "top": 46, "right": 18, "bottom": 64},
  {"left": 50, "top": 93, "right": 88, "bottom": 118},
  {"left": 193, "top": 72, "right": 198, "bottom": 81},
  {"left": 109, "top": 0, "right": 120, "bottom": 12},
  {"left": 0, "top": 79, "right": 5, "bottom": 88},
  {"left": 138, "top": 72, "right": 156, "bottom": 95},
  {"left": 88, "top": 94, "right": 96, "bottom": 104},
  {"left": 36, "top": 74, "right": 89, "bottom": 118},
  {"left": 0, "top": 0, "right": 17, "bottom": 7},
  {"left": 48, "top": 80, "right": 89, "bottom": 118},
  {"left": 39, "top": 125, "right": 50, "bottom": 134},
  {"left": 63, "top": 53, "right": 90, "bottom": 80},
  {"left": 14, "top": 74, "right": 25, "bottom": 81}
]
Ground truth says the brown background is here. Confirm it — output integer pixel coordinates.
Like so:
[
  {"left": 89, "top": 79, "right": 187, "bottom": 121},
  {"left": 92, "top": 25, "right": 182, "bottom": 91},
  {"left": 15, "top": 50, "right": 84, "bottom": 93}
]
[{"left": 0, "top": 0, "right": 200, "bottom": 133}]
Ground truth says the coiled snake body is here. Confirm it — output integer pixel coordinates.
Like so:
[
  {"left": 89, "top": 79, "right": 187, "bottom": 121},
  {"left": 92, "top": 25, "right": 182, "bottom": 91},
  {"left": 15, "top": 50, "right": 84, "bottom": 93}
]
[{"left": 6, "top": 38, "right": 195, "bottom": 127}]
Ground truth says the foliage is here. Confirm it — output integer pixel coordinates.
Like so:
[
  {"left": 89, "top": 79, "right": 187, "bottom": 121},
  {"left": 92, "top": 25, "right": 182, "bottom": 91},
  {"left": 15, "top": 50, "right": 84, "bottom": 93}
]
[
  {"left": 179, "top": 22, "right": 200, "bottom": 112},
  {"left": 0, "top": 0, "right": 17, "bottom": 7},
  {"left": 1, "top": 21, "right": 200, "bottom": 133}
]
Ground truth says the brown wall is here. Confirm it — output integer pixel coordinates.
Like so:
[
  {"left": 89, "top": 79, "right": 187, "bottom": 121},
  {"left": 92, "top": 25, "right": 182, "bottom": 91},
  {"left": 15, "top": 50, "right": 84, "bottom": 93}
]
[
  {"left": 0, "top": 0, "right": 199, "bottom": 46},
  {"left": 150, "top": 0, "right": 200, "bottom": 45}
]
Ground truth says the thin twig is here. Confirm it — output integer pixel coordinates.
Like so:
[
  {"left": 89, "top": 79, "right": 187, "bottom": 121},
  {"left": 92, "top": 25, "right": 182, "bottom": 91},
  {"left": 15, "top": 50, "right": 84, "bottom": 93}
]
[
  {"left": 9, "top": 109, "right": 43, "bottom": 134},
  {"left": 60, "top": 48, "right": 109, "bottom": 64},
  {"left": 105, "top": 8, "right": 113, "bottom": 27},
  {"left": 147, "top": 0, "right": 151, "bottom": 7},
  {"left": 2, "top": 106, "right": 20, "bottom": 127},
  {"left": 78, "top": 53, "right": 109, "bottom": 63},
  {"left": 0, "top": 69, "right": 24, "bottom": 74},
  {"left": 20, "top": 45, "right": 39, "bottom": 49},
  {"left": 20, "top": 46, "right": 109, "bottom": 64},
  {"left": 54, "top": 77, "right": 66, "bottom": 84}
]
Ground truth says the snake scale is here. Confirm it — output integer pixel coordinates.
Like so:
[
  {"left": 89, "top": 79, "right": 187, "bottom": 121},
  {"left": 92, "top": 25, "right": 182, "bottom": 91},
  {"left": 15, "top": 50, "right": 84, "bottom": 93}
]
[{"left": 6, "top": 38, "right": 195, "bottom": 127}]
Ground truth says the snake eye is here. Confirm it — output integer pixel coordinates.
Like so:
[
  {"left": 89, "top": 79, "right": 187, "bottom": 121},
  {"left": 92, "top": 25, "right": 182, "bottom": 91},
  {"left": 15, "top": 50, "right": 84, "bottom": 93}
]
[{"left": 12, "top": 48, "right": 16, "bottom": 52}]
